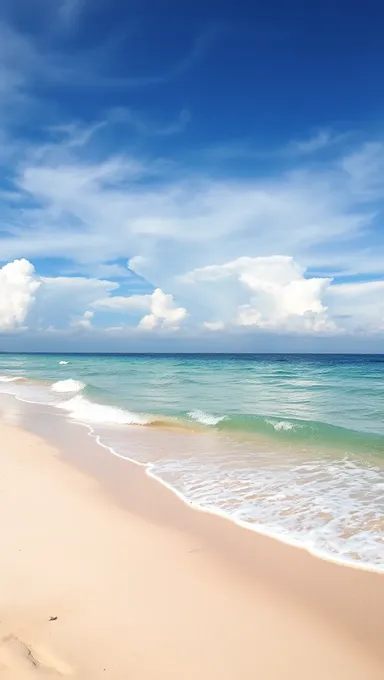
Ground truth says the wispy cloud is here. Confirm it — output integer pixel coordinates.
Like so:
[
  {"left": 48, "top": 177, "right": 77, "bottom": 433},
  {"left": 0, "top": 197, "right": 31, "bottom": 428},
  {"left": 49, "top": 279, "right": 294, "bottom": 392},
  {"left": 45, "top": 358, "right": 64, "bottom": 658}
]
[
  {"left": 0, "top": 14, "right": 225, "bottom": 105},
  {"left": 287, "top": 129, "right": 344, "bottom": 154},
  {"left": 201, "top": 128, "right": 346, "bottom": 165},
  {"left": 1, "top": 117, "right": 384, "bottom": 300}
]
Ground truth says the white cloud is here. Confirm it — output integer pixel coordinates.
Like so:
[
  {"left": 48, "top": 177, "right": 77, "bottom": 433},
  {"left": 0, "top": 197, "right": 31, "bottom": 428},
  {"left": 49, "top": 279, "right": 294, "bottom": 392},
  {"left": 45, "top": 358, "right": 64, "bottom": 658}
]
[
  {"left": 93, "top": 287, "right": 187, "bottom": 331},
  {"left": 288, "top": 129, "right": 341, "bottom": 154},
  {"left": 0, "top": 258, "right": 187, "bottom": 334},
  {"left": 0, "top": 259, "right": 118, "bottom": 333},
  {"left": 338, "top": 142, "right": 384, "bottom": 201},
  {"left": 70, "top": 309, "right": 94, "bottom": 329},
  {"left": 1, "top": 257, "right": 384, "bottom": 340},
  {"left": 0, "top": 259, "right": 40, "bottom": 331},
  {"left": 2, "top": 125, "right": 382, "bottom": 301},
  {"left": 138, "top": 288, "right": 187, "bottom": 331},
  {"left": 184, "top": 256, "right": 334, "bottom": 333}
]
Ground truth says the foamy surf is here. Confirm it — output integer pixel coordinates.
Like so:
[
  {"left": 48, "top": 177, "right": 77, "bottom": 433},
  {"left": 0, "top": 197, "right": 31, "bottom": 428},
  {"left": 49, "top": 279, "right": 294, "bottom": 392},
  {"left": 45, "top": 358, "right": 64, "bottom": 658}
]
[
  {"left": 52, "top": 379, "right": 85, "bottom": 393},
  {"left": 59, "top": 360, "right": 69, "bottom": 365},
  {"left": 188, "top": 409, "right": 225, "bottom": 426},
  {"left": 266, "top": 419, "right": 296, "bottom": 431},
  {"left": 56, "top": 395, "right": 150, "bottom": 425},
  {"left": 150, "top": 452, "right": 384, "bottom": 571},
  {"left": 0, "top": 351, "right": 383, "bottom": 572}
]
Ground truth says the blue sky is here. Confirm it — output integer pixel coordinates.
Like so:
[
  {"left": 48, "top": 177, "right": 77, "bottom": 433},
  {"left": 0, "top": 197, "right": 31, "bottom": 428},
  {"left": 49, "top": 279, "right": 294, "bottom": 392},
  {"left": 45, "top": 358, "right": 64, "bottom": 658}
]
[{"left": 1, "top": 0, "right": 384, "bottom": 351}]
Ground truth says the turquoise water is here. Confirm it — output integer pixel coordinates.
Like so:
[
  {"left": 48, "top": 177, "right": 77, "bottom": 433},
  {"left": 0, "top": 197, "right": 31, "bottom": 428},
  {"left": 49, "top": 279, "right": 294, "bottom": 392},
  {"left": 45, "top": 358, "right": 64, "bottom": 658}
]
[{"left": 0, "top": 353, "right": 383, "bottom": 569}]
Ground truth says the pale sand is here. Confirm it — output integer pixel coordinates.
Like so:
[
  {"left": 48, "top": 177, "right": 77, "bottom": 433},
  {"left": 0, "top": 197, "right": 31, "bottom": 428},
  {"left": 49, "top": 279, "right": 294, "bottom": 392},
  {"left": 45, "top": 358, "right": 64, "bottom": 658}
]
[{"left": 0, "top": 420, "right": 383, "bottom": 679}]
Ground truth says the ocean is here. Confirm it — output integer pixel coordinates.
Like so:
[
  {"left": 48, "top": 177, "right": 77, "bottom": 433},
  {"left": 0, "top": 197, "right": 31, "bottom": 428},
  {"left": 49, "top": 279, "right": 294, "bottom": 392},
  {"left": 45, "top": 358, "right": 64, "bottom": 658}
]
[{"left": 0, "top": 352, "right": 383, "bottom": 571}]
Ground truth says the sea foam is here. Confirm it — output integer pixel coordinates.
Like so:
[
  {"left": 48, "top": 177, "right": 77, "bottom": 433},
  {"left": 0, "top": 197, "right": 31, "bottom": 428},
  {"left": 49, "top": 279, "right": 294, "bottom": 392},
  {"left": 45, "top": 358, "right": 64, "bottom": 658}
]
[
  {"left": 267, "top": 419, "right": 295, "bottom": 431},
  {"left": 51, "top": 379, "right": 85, "bottom": 393},
  {"left": 0, "top": 375, "right": 23, "bottom": 382},
  {"left": 188, "top": 409, "right": 225, "bottom": 426},
  {"left": 56, "top": 395, "right": 149, "bottom": 425}
]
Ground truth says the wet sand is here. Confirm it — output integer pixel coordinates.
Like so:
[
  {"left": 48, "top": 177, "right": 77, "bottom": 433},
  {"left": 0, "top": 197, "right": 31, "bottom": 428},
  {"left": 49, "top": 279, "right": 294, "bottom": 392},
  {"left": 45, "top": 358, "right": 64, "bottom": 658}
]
[{"left": 0, "top": 409, "right": 383, "bottom": 679}]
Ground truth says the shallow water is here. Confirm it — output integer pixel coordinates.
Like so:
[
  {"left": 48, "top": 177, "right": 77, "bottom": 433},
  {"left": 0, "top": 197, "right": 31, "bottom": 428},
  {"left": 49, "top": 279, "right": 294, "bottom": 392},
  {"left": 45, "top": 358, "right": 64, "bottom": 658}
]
[{"left": 0, "top": 352, "right": 383, "bottom": 570}]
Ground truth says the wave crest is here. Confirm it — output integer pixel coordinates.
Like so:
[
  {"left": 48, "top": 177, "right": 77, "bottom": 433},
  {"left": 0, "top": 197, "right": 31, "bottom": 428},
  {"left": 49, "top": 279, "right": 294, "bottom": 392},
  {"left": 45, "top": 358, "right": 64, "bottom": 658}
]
[
  {"left": 56, "top": 395, "right": 149, "bottom": 425},
  {"left": 51, "top": 379, "right": 85, "bottom": 393},
  {"left": 188, "top": 409, "right": 225, "bottom": 426},
  {"left": 266, "top": 419, "right": 296, "bottom": 432}
]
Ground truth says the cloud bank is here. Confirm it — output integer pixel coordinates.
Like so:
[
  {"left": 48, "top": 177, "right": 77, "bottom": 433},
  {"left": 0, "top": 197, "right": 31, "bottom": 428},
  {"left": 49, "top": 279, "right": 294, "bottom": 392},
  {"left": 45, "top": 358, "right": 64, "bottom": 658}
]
[
  {"left": 182, "top": 256, "right": 334, "bottom": 332},
  {"left": 0, "top": 255, "right": 384, "bottom": 344}
]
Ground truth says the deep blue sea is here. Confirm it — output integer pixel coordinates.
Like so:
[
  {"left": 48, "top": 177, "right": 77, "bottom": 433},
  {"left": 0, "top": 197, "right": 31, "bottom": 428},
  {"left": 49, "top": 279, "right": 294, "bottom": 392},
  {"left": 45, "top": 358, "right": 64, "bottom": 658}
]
[{"left": 0, "top": 353, "right": 383, "bottom": 570}]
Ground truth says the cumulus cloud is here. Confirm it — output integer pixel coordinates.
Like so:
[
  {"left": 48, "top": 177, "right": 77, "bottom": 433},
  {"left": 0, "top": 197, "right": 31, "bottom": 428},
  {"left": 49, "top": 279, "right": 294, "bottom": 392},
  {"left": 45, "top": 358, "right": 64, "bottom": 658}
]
[
  {"left": 0, "top": 257, "right": 119, "bottom": 333},
  {"left": 183, "top": 256, "right": 334, "bottom": 333},
  {"left": 70, "top": 309, "right": 94, "bottom": 330},
  {"left": 2, "top": 257, "right": 384, "bottom": 340},
  {"left": 93, "top": 287, "right": 187, "bottom": 331},
  {"left": 0, "top": 259, "right": 40, "bottom": 331},
  {"left": 0, "top": 258, "right": 187, "bottom": 335},
  {"left": 138, "top": 288, "right": 187, "bottom": 331}
]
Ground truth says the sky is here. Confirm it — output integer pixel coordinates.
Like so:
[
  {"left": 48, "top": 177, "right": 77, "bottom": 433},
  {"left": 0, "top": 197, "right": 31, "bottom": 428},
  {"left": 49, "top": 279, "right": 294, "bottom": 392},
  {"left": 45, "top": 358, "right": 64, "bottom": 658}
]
[{"left": 1, "top": 0, "right": 384, "bottom": 352}]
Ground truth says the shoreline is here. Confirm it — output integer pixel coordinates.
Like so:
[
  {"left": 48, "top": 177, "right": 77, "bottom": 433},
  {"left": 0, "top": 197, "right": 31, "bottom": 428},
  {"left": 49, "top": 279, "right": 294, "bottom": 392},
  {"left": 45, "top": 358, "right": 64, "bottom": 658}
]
[
  {"left": 1, "top": 380, "right": 383, "bottom": 572},
  {"left": 0, "top": 379, "right": 384, "bottom": 574},
  {"left": 0, "top": 394, "right": 383, "bottom": 678},
  {"left": 83, "top": 422, "right": 384, "bottom": 574}
]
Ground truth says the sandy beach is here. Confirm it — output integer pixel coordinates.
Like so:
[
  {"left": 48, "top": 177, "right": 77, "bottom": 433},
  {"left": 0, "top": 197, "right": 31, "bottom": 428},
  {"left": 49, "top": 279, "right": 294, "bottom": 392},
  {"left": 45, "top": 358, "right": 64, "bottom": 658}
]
[{"left": 0, "top": 413, "right": 383, "bottom": 679}]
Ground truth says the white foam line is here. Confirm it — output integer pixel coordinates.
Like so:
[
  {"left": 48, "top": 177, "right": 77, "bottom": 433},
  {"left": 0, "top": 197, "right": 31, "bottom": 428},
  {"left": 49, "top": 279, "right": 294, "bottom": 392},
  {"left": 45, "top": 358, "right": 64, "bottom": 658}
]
[
  {"left": 2, "top": 390, "right": 382, "bottom": 574},
  {"left": 145, "top": 469, "right": 384, "bottom": 574},
  {"left": 69, "top": 413, "right": 384, "bottom": 575}
]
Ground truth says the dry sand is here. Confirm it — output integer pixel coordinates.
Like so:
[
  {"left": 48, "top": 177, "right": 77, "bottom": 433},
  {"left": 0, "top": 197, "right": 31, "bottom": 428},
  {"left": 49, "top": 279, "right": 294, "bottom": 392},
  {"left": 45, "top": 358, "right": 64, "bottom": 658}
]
[{"left": 0, "top": 419, "right": 383, "bottom": 679}]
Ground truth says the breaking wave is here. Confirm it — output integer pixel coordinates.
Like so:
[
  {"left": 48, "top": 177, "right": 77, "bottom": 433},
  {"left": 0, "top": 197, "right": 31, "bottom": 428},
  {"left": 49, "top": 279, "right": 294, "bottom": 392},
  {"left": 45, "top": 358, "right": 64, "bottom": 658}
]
[
  {"left": 52, "top": 379, "right": 85, "bottom": 393},
  {"left": 56, "top": 394, "right": 150, "bottom": 426}
]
